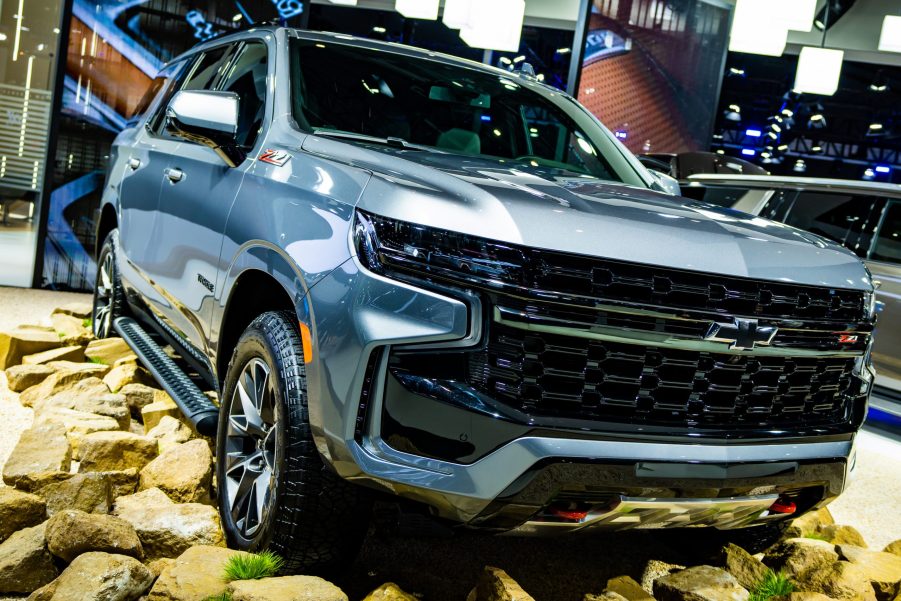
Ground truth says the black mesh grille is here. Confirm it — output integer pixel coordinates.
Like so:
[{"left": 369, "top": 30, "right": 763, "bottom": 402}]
[{"left": 466, "top": 323, "right": 858, "bottom": 428}]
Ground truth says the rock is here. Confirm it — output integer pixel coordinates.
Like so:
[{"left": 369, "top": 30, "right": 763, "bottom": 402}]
[
  {"left": 362, "top": 583, "right": 419, "bottom": 601},
  {"left": 53, "top": 303, "right": 93, "bottom": 319},
  {"left": 78, "top": 431, "right": 158, "bottom": 472},
  {"left": 33, "top": 377, "right": 130, "bottom": 429},
  {"left": 586, "top": 594, "right": 630, "bottom": 601},
  {"left": 723, "top": 544, "right": 770, "bottom": 591},
  {"left": 23, "top": 345, "right": 85, "bottom": 366},
  {"left": 45, "top": 360, "right": 111, "bottom": 376},
  {"left": 227, "top": 576, "right": 349, "bottom": 601},
  {"left": 105, "top": 468, "right": 141, "bottom": 498},
  {"left": 147, "top": 545, "right": 247, "bottom": 600},
  {"left": 113, "top": 488, "right": 225, "bottom": 560},
  {"left": 4, "top": 364, "right": 55, "bottom": 392},
  {"left": 27, "top": 580, "right": 59, "bottom": 601},
  {"left": 21, "top": 370, "right": 111, "bottom": 409},
  {"left": 39, "top": 551, "right": 154, "bottom": 601},
  {"left": 146, "top": 558, "right": 175, "bottom": 580},
  {"left": 774, "top": 594, "right": 835, "bottom": 601},
  {"left": 2, "top": 422, "right": 72, "bottom": 492},
  {"left": 819, "top": 526, "right": 867, "bottom": 548},
  {"left": 104, "top": 363, "right": 156, "bottom": 393},
  {"left": 0, "top": 487, "right": 46, "bottom": 543},
  {"left": 643, "top": 561, "right": 687, "bottom": 594},
  {"left": 653, "top": 566, "right": 749, "bottom": 601},
  {"left": 85, "top": 338, "right": 134, "bottom": 365},
  {"left": 45, "top": 508, "right": 143, "bottom": 562},
  {"left": 797, "top": 561, "right": 877, "bottom": 601},
  {"left": 784, "top": 508, "right": 835, "bottom": 539},
  {"left": 837, "top": 545, "right": 901, "bottom": 600},
  {"left": 467, "top": 566, "right": 536, "bottom": 601},
  {"left": 121, "top": 383, "right": 164, "bottom": 415},
  {"left": 35, "top": 407, "right": 122, "bottom": 459},
  {"left": 146, "top": 416, "right": 195, "bottom": 451},
  {"left": 764, "top": 538, "right": 840, "bottom": 580},
  {"left": 35, "top": 473, "right": 113, "bottom": 516},
  {"left": 885, "top": 541, "right": 901, "bottom": 557},
  {"left": 0, "top": 523, "right": 58, "bottom": 594},
  {"left": 50, "top": 313, "right": 91, "bottom": 339},
  {"left": 606, "top": 576, "right": 655, "bottom": 601},
  {"left": 0, "top": 327, "right": 62, "bottom": 370},
  {"left": 142, "top": 396, "right": 181, "bottom": 432},
  {"left": 139, "top": 440, "right": 212, "bottom": 504},
  {"left": 115, "top": 355, "right": 139, "bottom": 367}
]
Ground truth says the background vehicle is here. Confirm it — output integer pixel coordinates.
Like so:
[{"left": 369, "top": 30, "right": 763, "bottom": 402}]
[
  {"left": 93, "top": 28, "right": 876, "bottom": 574},
  {"left": 684, "top": 174, "right": 899, "bottom": 399}
]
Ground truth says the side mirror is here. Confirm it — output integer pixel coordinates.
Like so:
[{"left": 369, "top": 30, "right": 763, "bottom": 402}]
[
  {"left": 648, "top": 170, "right": 682, "bottom": 196},
  {"left": 165, "top": 90, "right": 246, "bottom": 168}
]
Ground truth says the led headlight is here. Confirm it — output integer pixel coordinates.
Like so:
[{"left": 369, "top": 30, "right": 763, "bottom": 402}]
[
  {"left": 354, "top": 210, "right": 529, "bottom": 289},
  {"left": 863, "top": 291, "right": 877, "bottom": 320}
]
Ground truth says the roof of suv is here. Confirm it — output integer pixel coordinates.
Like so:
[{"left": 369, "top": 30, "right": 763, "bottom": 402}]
[{"left": 687, "top": 173, "right": 901, "bottom": 197}]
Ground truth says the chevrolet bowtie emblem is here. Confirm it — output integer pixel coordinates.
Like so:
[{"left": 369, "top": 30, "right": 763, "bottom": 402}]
[{"left": 704, "top": 318, "right": 778, "bottom": 350}]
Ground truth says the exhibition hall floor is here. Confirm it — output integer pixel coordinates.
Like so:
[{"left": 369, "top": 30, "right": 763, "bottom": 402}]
[{"left": 1, "top": 287, "right": 899, "bottom": 601}]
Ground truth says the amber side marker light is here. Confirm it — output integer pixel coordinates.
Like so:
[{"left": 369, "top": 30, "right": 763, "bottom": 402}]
[{"left": 298, "top": 322, "right": 313, "bottom": 364}]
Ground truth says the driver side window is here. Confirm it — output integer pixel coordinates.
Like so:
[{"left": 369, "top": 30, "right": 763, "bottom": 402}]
[{"left": 216, "top": 42, "right": 269, "bottom": 150}]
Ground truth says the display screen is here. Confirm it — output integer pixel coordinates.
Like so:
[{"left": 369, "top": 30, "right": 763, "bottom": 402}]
[{"left": 576, "top": 0, "right": 731, "bottom": 155}]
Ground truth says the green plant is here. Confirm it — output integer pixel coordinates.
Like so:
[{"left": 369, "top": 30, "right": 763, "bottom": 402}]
[
  {"left": 749, "top": 570, "right": 794, "bottom": 601},
  {"left": 204, "top": 593, "right": 232, "bottom": 601},
  {"left": 222, "top": 551, "right": 284, "bottom": 582},
  {"left": 803, "top": 531, "right": 829, "bottom": 541},
  {"left": 82, "top": 318, "right": 92, "bottom": 329},
  {"left": 87, "top": 356, "right": 106, "bottom": 365},
  {"left": 58, "top": 332, "right": 66, "bottom": 339}
]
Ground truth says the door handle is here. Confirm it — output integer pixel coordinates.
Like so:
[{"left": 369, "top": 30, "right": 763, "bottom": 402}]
[
  {"left": 127, "top": 157, "right": 141, "bottom": 170},
  {"left": 164, "top": 168, "right": 185, "bottom": 183}
]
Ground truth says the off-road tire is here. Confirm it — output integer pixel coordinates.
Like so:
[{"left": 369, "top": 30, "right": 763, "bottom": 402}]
[
  {"left": 92, "top": 229, "right": 127, "bottom": 339},
  {"left": 216, "top": 310, "right": 372, "bottom": 575}
]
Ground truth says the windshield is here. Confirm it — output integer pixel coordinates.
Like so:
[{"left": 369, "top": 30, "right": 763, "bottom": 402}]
[{"left": 289, "top": 38, "right": 647, "bottom": 185}]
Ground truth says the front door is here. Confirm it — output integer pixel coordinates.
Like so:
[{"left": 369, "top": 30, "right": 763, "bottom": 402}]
[{"left": 868, "top": 201, "right": 901, "bottom": 392}]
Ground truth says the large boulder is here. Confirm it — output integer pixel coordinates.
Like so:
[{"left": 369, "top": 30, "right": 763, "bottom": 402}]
[
  {"left": 85, "top": 338, "right": 135, "bottom": 366},
  {"left": 53, "top": 303, "right": 93, "bottom": 320},
  {"left": 32, "top": 377, "right": 129, "bottom": 430},
  {"left": 818, "top": 526, "right": 867, "bottom": 548},
  {"left": 722, "top": 544, "right": 769, "bottom": 591},
  {"left": 78, "top": 431, "right": 158, "bottom": 472},
  {"left": 605, "top": 576, "right": 656, "bottom": 601},
  {"left": 103, "top": 363, "right": 156, "bottom": 393},
  {"left": 139, "top": 439, "right": 212, "bottom": 504},
  {"left": 0, "top": 327, "right": 62, "bottom": 370},
  {"left": 4, "top": 364, "right": 55, "bottom": 392},
  {"left": 113, "top": 488, "right": 225, "bottom": 560},
  {"left": 227, "top": 576, "right": 349, "bottom": 601},
  {"left": 653, "top": 566, "right": 749, "bottom": 601},
  {"left": 120, "top": 383, "right": 164, "bottom": 415},
  {"left": 837, "top": 545, "right": 901, "bottom": 600},
  {"left": 142, "top": 396, "right": 181, "bottom": 432},
  {"left": 362, "top": 583, "right": 419, "bottom": 601},
  {"left": 45, "top": 509, "right": 144, "bottom": 562},
  {"left": 763, "top": 538, "right": 840, "bottom": 580},
  {"left": 0, "top": 523, "right": 58, "bottom": 594},
  {"left": 784, "top": 508, "right": 835, "bottom": 540},
  {"left": 35, "top": 407, "right": 122, "bottom": 459},
  {"left": 886, "top": 541, "right": 901, "bottom": 557},
  {"left": 45, "top": 360, "right": 111, "bottom": 376},
  {"left": 586, "top": 594, "right": 630, "bottom": 601},
  {"left": 467, "top": 566, "right": 536, "bottom": 601},
  {"left": 19, "top": 369, "right": 109, "bottom": 409},
  {"left": 146, "top": 416, "right": 195, "bottom": 451},
  {"left": 147, "top": 545, "right": 248, "bottom": 600},
  {"left": 796, "top": 561, "right": 877, "bottom": 601},
  {"left": 23, "top": 345, "right": 85, "bottom": 366},
  {"left": 2, "top": 422, "right": 72, "bottom": 492},
  {"left": 50, "top": 313, "right": 92, "bottom": 341},
  {"left": 35, "top": 551, "right": 154, "bottom": 601},
  {"left": 35, "top": 473, "right": 114, "bottom": 516},
  {"left": 0, "top": 487, "right": 46, "bottom": 543}
]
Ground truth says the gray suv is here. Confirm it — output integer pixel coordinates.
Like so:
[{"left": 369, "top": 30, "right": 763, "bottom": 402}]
[{"left": 93, "top": 28, "right": 878, "bottom": 573}]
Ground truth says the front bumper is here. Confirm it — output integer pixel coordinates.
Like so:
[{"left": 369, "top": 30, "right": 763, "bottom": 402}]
[{"left": 304, "top": 255, "right": 861, "bottom": 529}]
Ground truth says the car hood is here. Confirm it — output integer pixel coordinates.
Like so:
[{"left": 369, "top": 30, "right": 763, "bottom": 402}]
[{"left": 302, "top": 138, "right": 872, "bottom": 291}]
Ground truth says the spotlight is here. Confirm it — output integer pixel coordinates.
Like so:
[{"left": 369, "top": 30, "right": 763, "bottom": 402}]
[
  {"left": 808, "top": 114, "right": 827, "bottom": 129},
  {"left": 372, "top": 26, "right": 387, "bottom": 33},
  {"left": 725, "top": 104, "right": 741, "bottom": 122},
  {"left": 811, "top": 145, "right": 823, "bottom": 153},
  {"left": 869, "top": 122, "right": 883, "bottom": 131},
  {"left": 794, "top": 159, "right": 807, "bottom": 173},
  {"left": 778, "top": 144, "right": 789, "bottom": 151},
  {"left": 814, "top": 0, "right": 857, "bottom": 31},
  {"left": 232, "top": 13, "right": 243, "bottom": 21},
  {"left": 728, "top": 67, "right": 746, "bottom": 77},
  {"left": 863, "top": 168, "right": 876, "bottom": 181}
]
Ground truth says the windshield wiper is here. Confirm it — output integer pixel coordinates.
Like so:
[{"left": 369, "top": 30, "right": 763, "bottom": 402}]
[{"left": 312, "top": 130, "right": 428, "bottom": 151}]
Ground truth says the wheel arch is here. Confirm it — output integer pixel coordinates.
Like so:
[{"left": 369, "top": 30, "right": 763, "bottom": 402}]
[{"left": 95, "top": 202, "right": 118, "bottom": 260}]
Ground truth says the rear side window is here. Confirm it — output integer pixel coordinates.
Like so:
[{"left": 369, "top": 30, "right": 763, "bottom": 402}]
[
  {"left": 872, "top": 202, "right": 901, "bottom": 264},
  {"left": 780, "top": 192, "right": 884, "bottom": 258}
]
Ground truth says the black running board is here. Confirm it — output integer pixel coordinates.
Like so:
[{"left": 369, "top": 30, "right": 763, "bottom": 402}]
[{"left": 114, "top": 316, "right": 219, "bottom": 436}]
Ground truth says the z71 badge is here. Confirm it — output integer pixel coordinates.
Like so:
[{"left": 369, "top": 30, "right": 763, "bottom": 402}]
[{"left": 259, "top": 149, "right": 292, "bottom": 166}]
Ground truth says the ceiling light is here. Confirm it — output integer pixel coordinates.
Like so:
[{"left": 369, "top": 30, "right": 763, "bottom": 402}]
[
  {"left": 794, "top": 159, "right": 807, "bottom": 173},
  {"left": 863, "top": 168, "right": 876, "bottom": 180},
  {"left": 778, "top": 144, "right": 789, "bottom": 151},
  {"left": 879, "top": 15, "right": 901, "bottom": 52},
  {"left": 716, "top": 149, "right": 725, "bottom": 155},
  {"left": 781, "top": 109, "right": 794, "bottom": 117},
  {"left": 730, "top": 0, "right": 788, "bottom": 57},
  {"left": 869, "top": 122, "right": 883, "bottom": 131},
  {"left": 396, "top": 0, "right": 439, "bottom": 20},
  {"left": 724, "top": 105, "right": 741, "bottom": 122},
  {"left": 460, "top": 0, "right": 525, "bottom": 52},
  {"left": 794, "top": 47, "right": 844, "bottom": 96},
  {"left": 771, "top": 123, "right": 782, "bottom": 133},
  {"left": 442, "top": 0, "right": 472, "bottom": 29},
  {"left": 741, "top": 148, "right": 756, "bottom": 156},
  {"left": 729, "top": 67, "right": 746, "bottom": 76},
  {"left": 746, "top": 128, "right": 762, "bottom": 137},
  {"left": 556, "top": 47, "right": 571, "bottom": 54},
  {"left": 814, "top": 0, "right": 858, "bottom": 32},
  {"left": 784, "top": 0, "right": 816, "bottom": 32},
  {"left": 870, "top": 83, "right": 888, "bottom": 92},
  {"left": 372, "top": 26, "right": 386, "bottom": 33},
  {"left": 0, "top": 33, "right": 6, "bottom": 41},
  {"left": 232, "top": 13, "right": 243, "bottom": 21},
  {"left": 876, "top": 165, "right": 891, "bottom": 174},
  {"left": 811, "top": 145, "right": 822, "bottom": 153}
]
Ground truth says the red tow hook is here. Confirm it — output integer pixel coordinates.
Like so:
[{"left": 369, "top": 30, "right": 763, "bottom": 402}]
[
  {"left": 768, "top": 498, "right": 797, "bottom": 515},
  {"left": 549, "top": 508, "right": 590, "bottom": 521}
]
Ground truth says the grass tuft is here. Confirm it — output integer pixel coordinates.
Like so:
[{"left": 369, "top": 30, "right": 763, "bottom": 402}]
[
  {"left": 222, "top": 551, "right": 284, "bottom": 582},
  {"left": 749, "top": 570, "right": 794, "bottom": 601},
  {"left": 803, "top": 531, "right": 829, "bottom": 541},
  {"left": 82, "top": 318, "right": 92, "bottom": 329},
  {"left": 204, "top": 593, "right": 232, "bottom": 601},
  {"left": 87, "top": 356, "right": 106, "bottom": 365}
]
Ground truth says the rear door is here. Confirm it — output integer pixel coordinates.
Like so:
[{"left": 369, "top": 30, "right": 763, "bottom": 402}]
[
  {"left": 146, "top": 39, "right": 270, "bottom": 361},
  {"left": 867, "top": 202, "right": 901, "bottom": 392}
]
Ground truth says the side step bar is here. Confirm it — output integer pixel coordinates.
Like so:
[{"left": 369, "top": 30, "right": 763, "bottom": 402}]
[{"left": 113, "top": 317, "right": 219, "bottom": 436}]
